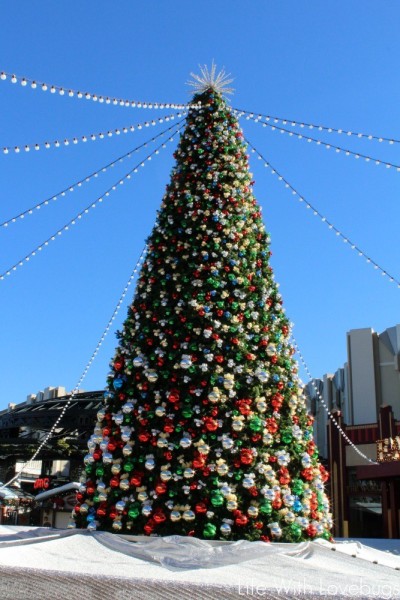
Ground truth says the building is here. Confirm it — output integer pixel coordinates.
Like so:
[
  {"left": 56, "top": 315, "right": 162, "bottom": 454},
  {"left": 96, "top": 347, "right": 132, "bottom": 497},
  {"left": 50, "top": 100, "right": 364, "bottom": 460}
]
[
  {"left": 0, "top": 386, "right": 103, "bottom": 525},
  {"left": 306, "top": 325, "right": 400, "bottom": 539}
]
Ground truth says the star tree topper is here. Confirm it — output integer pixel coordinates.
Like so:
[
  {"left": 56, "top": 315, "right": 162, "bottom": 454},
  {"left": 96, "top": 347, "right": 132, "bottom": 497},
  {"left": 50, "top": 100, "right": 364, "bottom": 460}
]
[{"left": 188, "top": 61, "right": 234, "bottom": 96}]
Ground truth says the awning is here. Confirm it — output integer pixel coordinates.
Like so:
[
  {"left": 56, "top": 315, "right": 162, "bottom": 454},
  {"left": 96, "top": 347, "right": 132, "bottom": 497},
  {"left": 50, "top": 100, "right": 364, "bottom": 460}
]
[
  {"left": 0, "top": 484, "right": 35, "bottom": 500},
  {"left": 35, "top": 482, "right": 80, "bottom": 501},
  {"left": 0, "top": 488, "right": 19, "bottom": 500},
  {"left": 357, "top": 461, "right": 400, "bottom": 479}
]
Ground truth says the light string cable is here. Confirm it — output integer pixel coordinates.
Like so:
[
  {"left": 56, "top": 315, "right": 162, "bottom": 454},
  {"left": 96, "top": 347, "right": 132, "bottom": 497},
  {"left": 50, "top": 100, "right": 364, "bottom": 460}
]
[
  {"left": 233, "top": 106, "right": 400, "bottom": 146},
  {"left": 245, "top": 137, "right": 400, "bottom": 288},
  {"left": 2, "top": 110, "right": 187, "bottom": 155},
  {"left": 0, "top": 69, "right": 200, "bottom": 110},
  {"left": 0, "top": 245, "right": 149, "bottom": 488},
  {"left": 0, "top": 120, "right": 184, "bottom": 230},
  {"left": 0, "top": 121, "right": 184, "bottom": 281},
  {"left": 290, "top": 335, "right": 378, "bottom": 465},
  {"left": 235, "top": 111, "right": 400, "bottom": 171}
]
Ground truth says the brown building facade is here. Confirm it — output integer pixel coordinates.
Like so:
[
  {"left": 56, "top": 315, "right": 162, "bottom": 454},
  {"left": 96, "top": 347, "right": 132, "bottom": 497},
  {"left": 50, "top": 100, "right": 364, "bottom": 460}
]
[
  {"left": 306, "top": 325, "right": 400, "bottom": 539},
  {"left": 328, "top": 405, "right": 400, "bottom": 538}
]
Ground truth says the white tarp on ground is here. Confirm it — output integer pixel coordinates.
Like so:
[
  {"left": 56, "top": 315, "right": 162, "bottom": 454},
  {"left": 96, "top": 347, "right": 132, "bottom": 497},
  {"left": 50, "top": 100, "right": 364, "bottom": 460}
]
[{"left": 0, "top": 526, "right": 399, "bottom": 599}]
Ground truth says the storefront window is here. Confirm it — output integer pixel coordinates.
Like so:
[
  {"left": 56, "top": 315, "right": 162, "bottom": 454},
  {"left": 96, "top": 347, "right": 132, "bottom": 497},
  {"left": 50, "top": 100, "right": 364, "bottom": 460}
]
[
  {"left": 347, "top": 468, "right": 382, "bottom": 537},
  {"left": 348, "top": 495, "right": 382, "bottom": 538}
]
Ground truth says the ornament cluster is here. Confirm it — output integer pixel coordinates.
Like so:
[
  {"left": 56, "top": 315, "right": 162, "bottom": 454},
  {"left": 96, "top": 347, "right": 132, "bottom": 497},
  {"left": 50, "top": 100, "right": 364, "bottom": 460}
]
[{"left": 72, "top": 89, "right": 332, "bottom": 542}]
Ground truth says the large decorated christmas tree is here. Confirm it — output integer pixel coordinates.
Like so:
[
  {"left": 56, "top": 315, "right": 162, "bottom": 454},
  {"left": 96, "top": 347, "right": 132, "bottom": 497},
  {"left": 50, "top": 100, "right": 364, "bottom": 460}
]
[{"left": 73, "top": 68, "right": 332, "bottom": 542}]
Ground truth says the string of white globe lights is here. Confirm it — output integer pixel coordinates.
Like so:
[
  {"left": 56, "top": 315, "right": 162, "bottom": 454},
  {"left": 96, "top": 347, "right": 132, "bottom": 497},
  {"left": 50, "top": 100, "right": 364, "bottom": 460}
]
[
  {"left": 0, "top": 245, "right": 148, "bottom": 489},
  {"left": 0, "top": 121, "right": 184, "bottom": 281},
  {"left": 234, "top": 111, "right": 400, "bottom": 171},
  {"left": 291, "top": 336, "right": 378, "bottom": 465},
  {"left": 245, "top": 138, "right": 400, "bottom": 288},
  {"left": 0, "top": 66, "right": 385, "bottom": 472},
  {"left": 2, "top": 111, "right": 187, "bottom": 155},
  {"left": 0, "top": 119, "right": 184, "bottom": 230},
  {"left": 233, "top": 106, "right": 400, "bottom": 146},
  {"left": 244, "top": 137, "right": 389, "bottom": 464},
  {"left": 0, "top": 69, "right": 200, "bottom": 110},
  {"left": 1, "top": 120, "right": 182, "bottom": 485}
]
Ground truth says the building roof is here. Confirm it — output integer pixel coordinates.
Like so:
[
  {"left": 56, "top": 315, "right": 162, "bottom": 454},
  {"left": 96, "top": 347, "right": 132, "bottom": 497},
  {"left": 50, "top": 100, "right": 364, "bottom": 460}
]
[{"left": 0, "top": 390, "right": 103, "bottom": 440}]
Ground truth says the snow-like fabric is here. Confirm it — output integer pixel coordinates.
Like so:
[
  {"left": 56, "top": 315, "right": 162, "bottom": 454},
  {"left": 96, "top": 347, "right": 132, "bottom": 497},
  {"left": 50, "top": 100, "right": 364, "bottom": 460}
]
[{"left": 0, "top": 527, "right": 399, "bottom": 600}]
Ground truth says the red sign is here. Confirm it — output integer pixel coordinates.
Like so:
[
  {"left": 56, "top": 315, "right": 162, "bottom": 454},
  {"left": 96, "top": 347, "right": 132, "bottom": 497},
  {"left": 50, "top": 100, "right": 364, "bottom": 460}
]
[{"left": 34, "top": 477, "right": 51, "bottom": 490}]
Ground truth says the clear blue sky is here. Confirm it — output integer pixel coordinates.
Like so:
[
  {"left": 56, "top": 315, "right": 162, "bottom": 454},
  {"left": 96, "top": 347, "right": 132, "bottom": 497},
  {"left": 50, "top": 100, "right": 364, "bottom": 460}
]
[{"left": 1, "top": 1, "right": 399, "bottom": 411}]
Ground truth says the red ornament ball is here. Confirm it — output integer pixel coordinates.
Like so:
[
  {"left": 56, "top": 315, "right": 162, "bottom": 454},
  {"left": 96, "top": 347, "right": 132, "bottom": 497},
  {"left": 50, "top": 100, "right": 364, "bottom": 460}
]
[
  {"left": 114, "top": 357, "right": 124, "bottom": 371},
  {"left": 155, "top": 482, "right": 167, "bottom": 495},
  {"left": 235, "top": 514, "right": 249, "bottom": 526},
  {"left": 240, "top": 449, "right": 254, "bottom": 465}
]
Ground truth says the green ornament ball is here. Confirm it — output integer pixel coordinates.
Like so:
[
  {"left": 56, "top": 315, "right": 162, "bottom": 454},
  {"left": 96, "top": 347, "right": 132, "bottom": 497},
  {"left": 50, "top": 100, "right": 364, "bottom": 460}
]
[
  {"left": 292, "top": 479, "right": 304, "bottom": 495},
  {"left": 203, "top": 523, "right": 217, "bottom": 539},
  {"left": 210, "top": 491, "right": 224, "bottom": 507},
  {"left": 249, "top": 416, "right": 263, "bottom": 432},
  {"left": 282, "top": 431, "right": 293, "bottom": 444},
  {"left": 128, "top": 505, "right": 140, "bottom": 519},
  {"left": 289, "top": 524, "right": 302, "bottom": 539},
  {"left": 259, "top": 500, "right": 272, "bottom": 515}
]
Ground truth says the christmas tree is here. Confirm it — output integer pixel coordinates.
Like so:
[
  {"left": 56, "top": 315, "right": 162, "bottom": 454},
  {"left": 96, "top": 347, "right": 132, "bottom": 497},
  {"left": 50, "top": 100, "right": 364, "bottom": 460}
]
[{"left": 73, "top": 67, "right": 332, "bottom": 542}]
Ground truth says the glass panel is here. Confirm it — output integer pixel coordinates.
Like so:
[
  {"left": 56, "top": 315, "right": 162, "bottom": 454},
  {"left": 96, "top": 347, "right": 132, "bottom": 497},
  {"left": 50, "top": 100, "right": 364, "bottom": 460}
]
[{"left": 348, "top": 495, "right": 382, "bottom": 538}]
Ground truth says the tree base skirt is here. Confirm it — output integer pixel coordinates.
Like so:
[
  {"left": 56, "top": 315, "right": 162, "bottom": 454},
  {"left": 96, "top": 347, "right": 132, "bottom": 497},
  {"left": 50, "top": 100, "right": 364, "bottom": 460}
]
[{"left": 0, "top": 527, "right": 399, "bottom": 600}]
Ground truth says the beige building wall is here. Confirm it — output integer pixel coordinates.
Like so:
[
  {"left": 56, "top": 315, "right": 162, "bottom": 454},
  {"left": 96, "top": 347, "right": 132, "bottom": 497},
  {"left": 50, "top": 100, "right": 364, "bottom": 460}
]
[
  {"left": 378, "top": 325, "right": 400, "bottom": 420},
  {"left": 305, "top": 378, "right": 330, "bottom": 459},
  {"left": 345, "top": 443, "right": 376, "bottom": 466},
  {"left": 347, "top": 328, "right": 379, "bottom": 425},
  {"left": 310, "top": 323, "right": 400, "bottom": 449}
]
